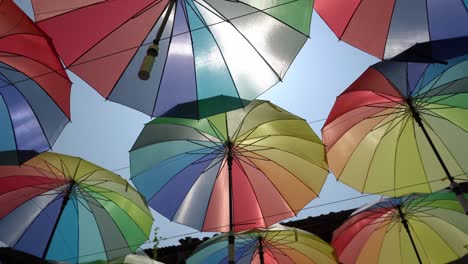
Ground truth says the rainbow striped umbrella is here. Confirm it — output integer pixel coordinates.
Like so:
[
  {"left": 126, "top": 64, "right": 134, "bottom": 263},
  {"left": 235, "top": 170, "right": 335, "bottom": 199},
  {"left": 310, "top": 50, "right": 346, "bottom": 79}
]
[
  {"left": 31, "top": 0, "right": 313, "bottom": 118},
  {"left": 332, "top": 191, "right": 468, "bottom": 264},
  {"left": 130, "top": 100, "right": 328, "bottom": 262},
  {"left": 322, "top": 55, "right": 468, "bottom": 213},
  {"left": 187, "top": 225, "right": 338, "bottom": 264},
  {"left": 0, "top": 152, "right": 153, "bottom": 263}
]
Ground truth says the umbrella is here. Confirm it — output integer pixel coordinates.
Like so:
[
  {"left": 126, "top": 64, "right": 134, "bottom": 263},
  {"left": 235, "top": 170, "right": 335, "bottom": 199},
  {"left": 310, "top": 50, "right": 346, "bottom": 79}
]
[
  {"left": 314, "top": 0, "right": 468, "bottom": 60},
  {"left": 0, "top": 0, "right": 71, "bottom": 164},
  {"left": 322, "top": 55, "right": 468, "bottom": 213},
  {"left": 32, "top": 0, "right": 313, "bottom": 118},
  {"left": 332, "top": 191, "right": 468, "bottom": 264},
  {"left": 391, "top": 36, "right": 468, "bottom": 64},
  {"left": 130, "top": 99, "right": 329, "bottom": 263},
  {"left": 0, "top": 152, "right": 153, "bottom": 263},
  {"left": 187, "top": 224, "right": 338, "bottom": 264}
]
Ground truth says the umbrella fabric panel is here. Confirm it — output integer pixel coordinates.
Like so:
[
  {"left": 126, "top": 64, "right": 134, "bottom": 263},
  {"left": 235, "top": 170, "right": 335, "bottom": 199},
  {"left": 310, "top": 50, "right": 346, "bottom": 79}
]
[
  {"left": 0, "top": 62, "right": 69, "bottom": 147},
  {"left": 0, "top": 40, "right": 70, "bottom": 119},
  {"left": 315, "top": 0, "right": 468, "bottom": 59},
  {"left": 243, "top": 0, "right": 313, "bottom": 36},
  {"left": 13, "top": 195, "right": 63, "bottom": 257},
  {"left": 46, "top": 197, "right": 79, "bottom": 261},
  {"left": 0, "top": 190, "right": 59, "bottom": 247},
  {"left": 0, "top": 95, "right": 16, "bottom": 152},
  {"left": 0, "top": 78, "right": 49, "bottom": 158},
  {"left": 32, "top": 0, "right": 106, "bottom": 21}
]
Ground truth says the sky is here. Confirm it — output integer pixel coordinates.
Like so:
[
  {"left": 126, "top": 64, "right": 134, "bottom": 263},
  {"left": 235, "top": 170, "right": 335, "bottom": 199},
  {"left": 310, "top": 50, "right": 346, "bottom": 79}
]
[{"left": 15, "top": 0, "right": 379, "bottom": 249}]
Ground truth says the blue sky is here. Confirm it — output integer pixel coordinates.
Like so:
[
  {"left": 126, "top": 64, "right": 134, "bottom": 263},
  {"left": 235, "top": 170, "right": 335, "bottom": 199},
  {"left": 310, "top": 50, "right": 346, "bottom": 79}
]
[{"left": 15, "top": 0, "right": 379, "bottom": 248}]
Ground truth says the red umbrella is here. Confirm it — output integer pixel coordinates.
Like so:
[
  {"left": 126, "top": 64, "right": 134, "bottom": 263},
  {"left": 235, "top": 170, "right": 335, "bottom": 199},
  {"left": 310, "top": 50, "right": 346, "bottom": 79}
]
[{"left": 0, "top": 0, "right": 71, "bottom": 164}]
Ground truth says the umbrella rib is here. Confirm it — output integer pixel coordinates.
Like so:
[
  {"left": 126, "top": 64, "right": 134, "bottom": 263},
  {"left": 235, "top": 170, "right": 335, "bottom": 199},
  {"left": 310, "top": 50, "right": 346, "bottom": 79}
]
[
  {"left": 230, "top": 102, "right": 268, "bottom": 142},
  {"left": 392, "top": 116, "right": 412, "bottom": 196},
  {"left": 184, "top": 0, "right": 245, "bottom": 111},
  {"left": 150, "top": 6, "right": 176, "bottom": 117},
  {"left": 205, "top": 118, "right": 228, "bottom": 142},
  {"left": 79, "top": 192, "right": 116, "bottom": 261},
  {"left": 0, "top": 49, "right": 71, "bottom": 86},
  {"left": 412, "top": 65, "right": 458, "bottom": 99},
  {"left": 185, "top": 0, "right": 250, "bottom": 111},
  {"left": 232, "top": 157, "right": 268, "bottom": 227},
  {"left": 65, "top": 1, "right": 162, "bottom": 68},
  {"left": 105, "top": 1, "right": 169, "bottom": 103},
  {"left": 233, "top": 152, "right": 314, "bottom": 217},
  {"left": 360, "top": 114, "right": 407, "bottom": 192},
  {"left": 199, "top": 157, "right": 228, "bottom": 232},
  {"left": 419, "top": 116, "right": 466, "bottom": 175},
  {"left": 238, "top": 0, "right": 310, "bottom": 38},
  {"left": 0, "top": 71, "right": 56, "bottom": 149},
  {"left": 195, "top": 1, "right": 283, "bottom": 81},
  {"left": 85, "top": 187, "right": 152, "bottom": 244}
]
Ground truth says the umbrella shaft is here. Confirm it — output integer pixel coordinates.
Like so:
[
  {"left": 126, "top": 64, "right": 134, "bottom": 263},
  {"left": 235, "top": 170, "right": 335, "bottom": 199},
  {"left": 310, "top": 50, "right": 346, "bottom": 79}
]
[
  {"left": 154, "top": 0, "right": 176, "bottom": 45},
  {"left": 227, "top": 141, "right": 235, "bottom": 263},
  {"left": 408, "top": 100, "right": 468, "bottom": 213},
  {"left": 258, "top": 236, "right": 265, "bottom": 264},
  {"left": 398, "top": 207, "right": 423, "bottom": 264},
  {"left": 407, "top": 100, "right": 454, "bottom": 182},
  {"left": 42, "top": 181, "right": 75, "bottom": 260}
]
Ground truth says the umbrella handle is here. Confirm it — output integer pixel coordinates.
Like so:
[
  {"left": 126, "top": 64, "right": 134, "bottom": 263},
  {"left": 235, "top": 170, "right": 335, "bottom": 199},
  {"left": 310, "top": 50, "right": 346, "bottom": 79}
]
[
  {"left": 138, "top": 0, "right": 176, "bottom": 80},
  {"left": 138, "top": 44, "right": 159, "bottom": 80}
]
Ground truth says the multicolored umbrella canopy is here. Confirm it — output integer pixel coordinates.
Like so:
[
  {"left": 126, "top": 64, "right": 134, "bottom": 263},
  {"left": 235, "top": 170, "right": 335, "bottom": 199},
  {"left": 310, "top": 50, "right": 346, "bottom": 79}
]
[
  {"left": 314, "top": 0, "right": 468, "bottom": 59},
  {"left": 32, "top": 0, "right": 313, "bottom": 118},
  {"left": 130, "top": 99, "right": 328, "bottom": 233},
  {"left": 0, "top": 152, "right": 153, "bottom": 263},
  {"left": 322, "top": 55, "right": 468, "bottom": 200},
  {"left": 187, "top": 224, "right": 338, "bottom": 264},
  {"left": 332, "top": 191, "right": 468, "bottom": 264},
  {"left": 0, "top": 0, "right": 71, "bottom": 164}
]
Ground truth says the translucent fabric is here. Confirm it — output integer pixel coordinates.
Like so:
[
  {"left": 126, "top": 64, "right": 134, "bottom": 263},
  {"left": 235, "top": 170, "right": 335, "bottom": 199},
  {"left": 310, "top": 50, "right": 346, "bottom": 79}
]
[
  {"left": 187, "top": 224, "right": 338, "bottom": 264},
  {"left": 322, "top": 55, "right": 468, "bottom": 196},
  {"left": 315, "top": 0, "right": 468, "bottom": 59},
  {"left": 33, "top": 0, "right": 312, "bottom": 118},
  {"left": 0, "top": 152, "right": 152, "bottom": 263},
  {"left": 332, "top": 191, "right": 468, "bottom": 264},
  {"left": 0, "top": 1, "right": 71, "bottom": 164},
  {"left": 130, "top": 100, "right": 328, "bottom": 232}
]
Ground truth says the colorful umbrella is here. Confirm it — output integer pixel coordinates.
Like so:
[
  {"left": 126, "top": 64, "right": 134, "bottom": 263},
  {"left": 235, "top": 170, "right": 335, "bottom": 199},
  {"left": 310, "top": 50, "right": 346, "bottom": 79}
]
[
  {"left": 322, "top": 55, "right": 468, "bottom": 213},
  {"left": 391, "top": 36, "right": 468, "bottom": 64},
  {"left": 0, "top": 152, "right": 153, "bottom": 263},
  {"left": 332, "top": 191, "right": 468, "bottom": 264},
  {"left": 0, "top": 0, "right": 71, "bottom": 164},
  {"left": 130, "top": 100, "right": 328, "bottom": 262},
  {"left": 32, "top": 0, "right": 313, "bottom": 118},
  {"left": 187, "top": 224, "right": 338, "bottom": 264},
  {"left": 314, "top": 0, "right": 468, "bottom": 59}
]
